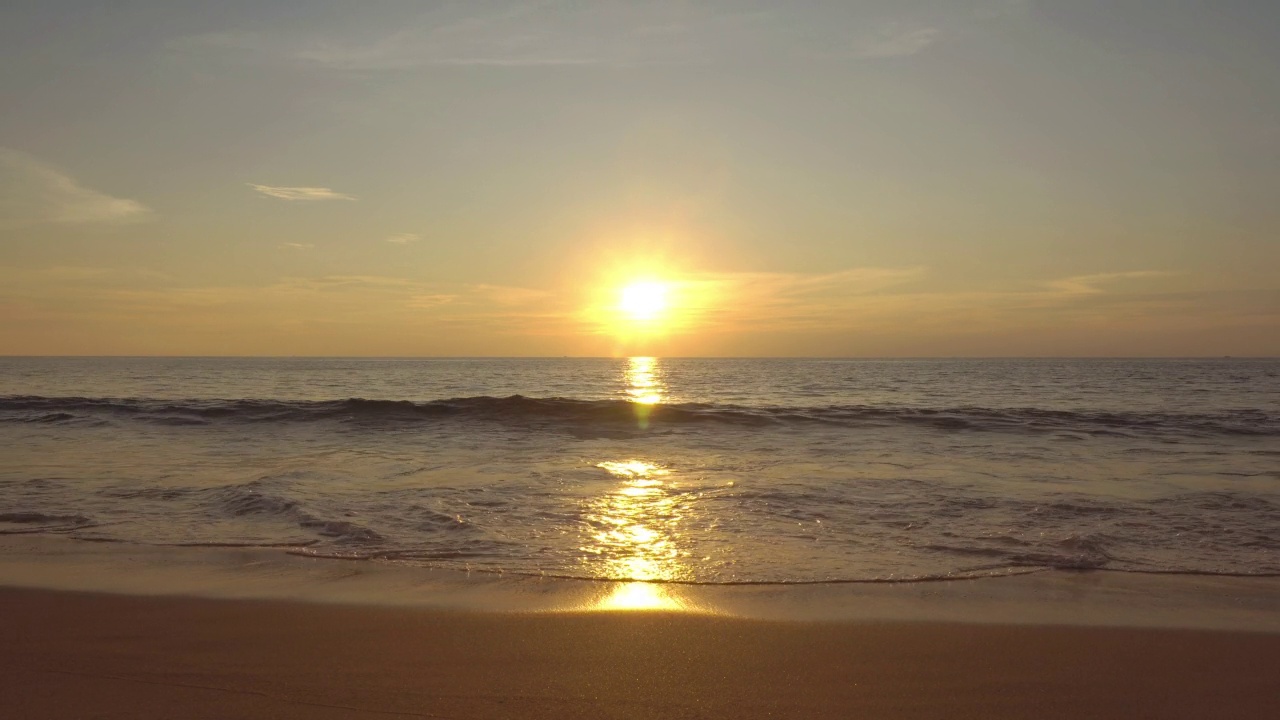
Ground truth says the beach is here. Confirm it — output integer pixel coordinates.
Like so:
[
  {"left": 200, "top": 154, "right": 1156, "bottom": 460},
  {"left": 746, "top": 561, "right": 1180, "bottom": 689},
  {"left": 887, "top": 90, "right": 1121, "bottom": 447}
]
[
  {"left": 3, "top": 535, "right": 1280, "bottom": 719},
  {"left": 6, "top": 0, "right": 1280, "bottom": 713},
  {"left": 3, "top": 357, "right": 1278, "bottom": 717},
  {"left": 4, "top": 586, "right": 1279, "bottom": 720}
]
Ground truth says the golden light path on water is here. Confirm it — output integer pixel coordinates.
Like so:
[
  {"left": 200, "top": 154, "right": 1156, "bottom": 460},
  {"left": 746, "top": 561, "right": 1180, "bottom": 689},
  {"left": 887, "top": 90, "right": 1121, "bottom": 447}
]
[
  {"left": 586, "top": 357, "right": 690, "bottom": 611},
  {"left": 624, "top": 355, "right": 664, "bottom": 405}
]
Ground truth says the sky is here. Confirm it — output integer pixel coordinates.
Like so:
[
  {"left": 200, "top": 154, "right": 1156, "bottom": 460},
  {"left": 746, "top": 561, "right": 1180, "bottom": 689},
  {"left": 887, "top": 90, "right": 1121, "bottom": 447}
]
[{"left": 1, "top": 0, "right": 1277, "bottom": 357}]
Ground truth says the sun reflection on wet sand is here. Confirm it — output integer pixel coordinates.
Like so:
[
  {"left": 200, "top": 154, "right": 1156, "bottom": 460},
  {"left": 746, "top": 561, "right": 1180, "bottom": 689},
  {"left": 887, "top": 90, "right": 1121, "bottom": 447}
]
[
  {"left": 596, "top": 581, "right": 685, "bottom": 611},
  {"left": 581, "top": 454, "right": 698, "bottom": 611}
]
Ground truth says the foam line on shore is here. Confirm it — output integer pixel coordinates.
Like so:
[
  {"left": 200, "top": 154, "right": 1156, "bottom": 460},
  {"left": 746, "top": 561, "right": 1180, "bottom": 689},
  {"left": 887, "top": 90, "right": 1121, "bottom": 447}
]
[{"left": 2, "top": 535, "right": 1278, "bottom": 632}]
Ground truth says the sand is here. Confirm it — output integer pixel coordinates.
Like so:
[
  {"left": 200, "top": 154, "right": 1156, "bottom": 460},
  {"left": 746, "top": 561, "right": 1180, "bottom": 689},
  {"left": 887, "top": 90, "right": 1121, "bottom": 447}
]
[{"left": 2, "top": 587, "right": 1278, "bottom": 719}]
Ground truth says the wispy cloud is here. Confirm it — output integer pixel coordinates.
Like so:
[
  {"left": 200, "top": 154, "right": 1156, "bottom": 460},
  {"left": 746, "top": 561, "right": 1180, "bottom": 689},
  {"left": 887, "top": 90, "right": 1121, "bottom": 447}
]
[
  {"left": 583, "top": 266, "right": 1189, "bottom": 343},
  {"left": 575, "top": 266, "right": 929, "bottom": 338},
  {"left": 408, "top": 294, "right": 457, "bottom": 308},
  {"left": 673, "top": 266, "right": 931, "bottom": 333},
  {"left": 854, "top": 24, "right": 942, "bottom": 58},
  {"left": 385, "top": 233, "right": 420, "bottom": 244},
  {"left": 472, "top": 284, "right": 553, "bottom": 306},
  {"left": 280, "top": 242, "right": 315, "bottom": 250},
  {"left": 1, "top": 265, "right": 1272, "bottom": 355},
  {"left": 1045, "top": 271, "right": 1173, "bottom": 296},
  {"left": 974, "top": 0, "right": 1030, "bottom": 20},
  {"left": 169, "top": 1, "right": 1013, "bottom": 70},
  {"left": 250, "top": 184, "right": 356, "bottom": 201},
  {"left": 0, "top": 148, "right": 151, "bottom": 226},
  {"left": 173, "top": 5, "right": 713, "bottom": 69}
]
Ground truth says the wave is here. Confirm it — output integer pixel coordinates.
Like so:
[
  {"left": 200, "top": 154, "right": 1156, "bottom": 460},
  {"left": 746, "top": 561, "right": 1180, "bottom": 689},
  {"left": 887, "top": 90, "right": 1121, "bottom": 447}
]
[
  {"left": 0, "top": 511, "right": 97, "bottom": 534},
  {"left": 1, "top": 394, "right": 1275, "bottom": 437}
]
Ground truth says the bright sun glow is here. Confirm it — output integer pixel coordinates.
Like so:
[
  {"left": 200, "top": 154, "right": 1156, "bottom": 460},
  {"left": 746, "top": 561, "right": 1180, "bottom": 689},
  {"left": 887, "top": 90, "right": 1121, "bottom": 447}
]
[
  {"left": 618, "top": 281, "right": 670, "bottom": 322},
  {"left": 596, "top": 581, "right": 684, "bottom": 611}
]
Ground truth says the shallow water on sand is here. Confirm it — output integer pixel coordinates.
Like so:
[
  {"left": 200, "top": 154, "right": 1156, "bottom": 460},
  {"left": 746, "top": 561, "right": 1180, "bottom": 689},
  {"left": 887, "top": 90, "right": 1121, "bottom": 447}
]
[{"left": 1, "top": 357, "right": 1277, "bottom": 584}]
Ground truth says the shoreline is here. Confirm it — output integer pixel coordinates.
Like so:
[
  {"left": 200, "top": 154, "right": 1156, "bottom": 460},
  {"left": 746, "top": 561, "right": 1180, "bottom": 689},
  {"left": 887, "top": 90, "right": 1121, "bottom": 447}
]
[
  {"left": 4, "top": 534, "right": 1279, "bottom": 717},
  {"left": 3, "top": 585, "right": 1279, "bottom": 719},
  {"left": 2, "top": 534, "right": 1278, "bottom": 632}
]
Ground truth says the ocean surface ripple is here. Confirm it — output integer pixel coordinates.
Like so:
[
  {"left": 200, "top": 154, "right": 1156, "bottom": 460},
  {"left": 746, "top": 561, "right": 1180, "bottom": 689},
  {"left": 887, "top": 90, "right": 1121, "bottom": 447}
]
[{"left": 1, "top": 357, "right": 1277, "bottom": 584}]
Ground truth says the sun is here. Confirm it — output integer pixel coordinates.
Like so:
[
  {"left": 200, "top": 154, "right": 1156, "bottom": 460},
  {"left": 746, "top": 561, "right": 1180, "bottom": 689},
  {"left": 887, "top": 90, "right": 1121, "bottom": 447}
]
[{"left": 619, "top": 281, "right": 670, "bottom": 322}]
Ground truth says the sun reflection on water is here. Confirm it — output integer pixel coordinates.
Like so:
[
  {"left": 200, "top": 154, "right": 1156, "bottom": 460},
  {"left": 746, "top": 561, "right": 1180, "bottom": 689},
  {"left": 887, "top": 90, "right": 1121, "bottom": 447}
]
[
  {"left": 576, "top": 358, "right": 699, "bottom": 611},
  {"left": 582, "top": 456, "right": 695, "bottom": 611},
  {"left": 624, "top": 356, "right": 664, "bottom": 405},
  {"left": 623, "top": 356, "right": 666, "bottom": 429}
]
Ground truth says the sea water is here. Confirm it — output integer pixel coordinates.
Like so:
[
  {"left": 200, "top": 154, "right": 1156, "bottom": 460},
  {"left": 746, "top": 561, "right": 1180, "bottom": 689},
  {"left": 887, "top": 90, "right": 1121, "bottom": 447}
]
[{"left": 1, "top": 357, "right": 1277, "bottom": 584}]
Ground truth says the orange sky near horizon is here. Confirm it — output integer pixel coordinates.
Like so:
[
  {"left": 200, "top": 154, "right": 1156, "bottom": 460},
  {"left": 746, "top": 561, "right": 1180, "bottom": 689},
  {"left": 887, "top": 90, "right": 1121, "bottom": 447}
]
[{"left": 1, "top": 2, "right": 1277, "bottom": 357}]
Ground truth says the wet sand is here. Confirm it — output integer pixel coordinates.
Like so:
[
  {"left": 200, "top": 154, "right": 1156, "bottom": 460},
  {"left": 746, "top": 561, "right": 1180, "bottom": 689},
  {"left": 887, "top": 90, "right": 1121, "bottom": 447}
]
[{"left": 2, "top": 587, "right": 1278, "bottom": 720}]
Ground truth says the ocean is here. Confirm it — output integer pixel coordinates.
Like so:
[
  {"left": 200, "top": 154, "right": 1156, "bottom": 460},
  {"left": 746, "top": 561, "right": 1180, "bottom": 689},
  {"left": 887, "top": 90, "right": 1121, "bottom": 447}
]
[{"left": 1, "top": 357, "right": 1277, "bottom": 586}]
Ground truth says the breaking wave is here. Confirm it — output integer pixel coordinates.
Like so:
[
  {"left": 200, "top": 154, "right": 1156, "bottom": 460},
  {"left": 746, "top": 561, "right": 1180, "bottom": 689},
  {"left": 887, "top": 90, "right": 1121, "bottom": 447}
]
[{"left": 2, "top": 395, "right": 1275, "bottom": 437}]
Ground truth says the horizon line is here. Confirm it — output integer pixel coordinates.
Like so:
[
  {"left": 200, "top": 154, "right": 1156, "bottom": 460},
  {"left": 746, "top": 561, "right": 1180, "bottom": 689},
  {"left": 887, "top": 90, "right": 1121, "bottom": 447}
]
[{"left": 0, "top": 354, "right": 1273, "bottom": 361}]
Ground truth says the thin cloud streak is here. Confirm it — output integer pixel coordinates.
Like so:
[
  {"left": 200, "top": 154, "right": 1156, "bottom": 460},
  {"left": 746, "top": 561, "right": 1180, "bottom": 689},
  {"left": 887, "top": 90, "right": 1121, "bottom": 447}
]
[
  {"left": 250, "top": 184, "right": 356, "bottom": 201},
  {"left": 855, "top": 24, "right": 942, "bottom": 58},
  {"left": 0, "top": 149, "right": 151, "bottom": 225},
  {"left": 662, "top": 267, "right": 1186, "bottom": 339},
  {"left": 169, "top": 1, "right": 1015, "bottom": 70},
  {"left": 1, "top": 266, "right": 1261, "bottom": 356},
  {"left": 1045, "top": 271, "right": 1174, "bottom": 296}
]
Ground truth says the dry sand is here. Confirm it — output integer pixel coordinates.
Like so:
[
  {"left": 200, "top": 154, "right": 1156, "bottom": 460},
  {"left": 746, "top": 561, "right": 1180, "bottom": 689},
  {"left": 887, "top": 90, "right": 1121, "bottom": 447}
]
[{"left": 2, "top": 586, "right": 1278, "bottom": 719}]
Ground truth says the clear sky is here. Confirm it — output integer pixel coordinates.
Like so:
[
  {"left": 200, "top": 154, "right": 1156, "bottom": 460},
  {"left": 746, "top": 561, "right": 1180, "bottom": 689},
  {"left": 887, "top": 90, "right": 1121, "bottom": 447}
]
[{"left": 1, "top": 1, "right": 1277, "bottom": 356}]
